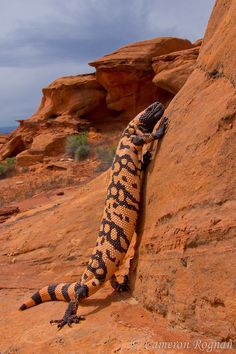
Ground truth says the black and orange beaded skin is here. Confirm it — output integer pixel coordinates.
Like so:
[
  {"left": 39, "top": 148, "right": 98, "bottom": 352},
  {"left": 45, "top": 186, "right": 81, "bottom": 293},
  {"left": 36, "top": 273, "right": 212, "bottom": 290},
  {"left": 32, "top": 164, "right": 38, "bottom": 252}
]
[{"left": 19, "top": 102, "right": 167, "bottom": 327}]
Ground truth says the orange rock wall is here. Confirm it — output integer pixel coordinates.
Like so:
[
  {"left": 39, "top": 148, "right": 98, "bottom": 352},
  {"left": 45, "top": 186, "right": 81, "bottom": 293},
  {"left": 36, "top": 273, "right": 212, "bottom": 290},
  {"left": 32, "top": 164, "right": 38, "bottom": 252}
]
[{"left": 132, "top": 0, "right": 236, "bottom": 341}]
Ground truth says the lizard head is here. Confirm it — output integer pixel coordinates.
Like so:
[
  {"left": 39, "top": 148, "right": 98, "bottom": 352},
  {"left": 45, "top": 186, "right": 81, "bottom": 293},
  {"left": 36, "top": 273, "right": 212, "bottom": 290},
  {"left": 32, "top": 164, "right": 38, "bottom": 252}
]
[{"left": 138, "top": 101, "right": 164, "bottom": 132}]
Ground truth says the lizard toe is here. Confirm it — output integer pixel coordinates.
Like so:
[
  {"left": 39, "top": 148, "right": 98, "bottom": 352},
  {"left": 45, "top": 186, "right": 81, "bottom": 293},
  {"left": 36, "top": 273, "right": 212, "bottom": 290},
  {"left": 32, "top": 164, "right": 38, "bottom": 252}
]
[{"left": 50, "top": 315, "right": 85, "bottom": 329}]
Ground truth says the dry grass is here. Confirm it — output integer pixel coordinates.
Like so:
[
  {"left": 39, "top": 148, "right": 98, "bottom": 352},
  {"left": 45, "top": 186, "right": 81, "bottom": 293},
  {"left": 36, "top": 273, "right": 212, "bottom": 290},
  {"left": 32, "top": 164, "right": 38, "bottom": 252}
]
[{"left": 0, "top": 175, "right": 77, "bottom": 207}]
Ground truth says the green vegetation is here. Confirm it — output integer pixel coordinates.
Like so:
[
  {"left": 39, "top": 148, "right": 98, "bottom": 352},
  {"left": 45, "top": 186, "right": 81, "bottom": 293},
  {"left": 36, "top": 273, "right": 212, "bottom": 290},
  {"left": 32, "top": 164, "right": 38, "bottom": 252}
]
[
  {"left": 65, "top": 132, "right": 117, "bottom": 169},
  {"left": 0, "top": 157, "right": 16, "bottom": 179},
  {"left": 96, "top": 146, "right": 116, "bottom": 171},
  {"left": 6, "top": 157, "right": 16, "bottom": 169},
  {"left": 75, "top": 145, "right": 90, "bottom": 161},
  {"left": 0, "top": 164, "right": 6, "bottom": 178},
  {"left": 66, "top": 132, "right": 90, "bottom": 160}
]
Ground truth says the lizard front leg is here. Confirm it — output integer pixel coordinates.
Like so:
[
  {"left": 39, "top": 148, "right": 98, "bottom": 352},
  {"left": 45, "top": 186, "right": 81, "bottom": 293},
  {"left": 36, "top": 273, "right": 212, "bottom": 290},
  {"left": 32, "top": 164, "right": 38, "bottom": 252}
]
[
  {"left": 153, "top": 116, "right": 168, "bottom": 140},
  {"left": 131, "top": 116, "right": 168, "bottom": 147}
]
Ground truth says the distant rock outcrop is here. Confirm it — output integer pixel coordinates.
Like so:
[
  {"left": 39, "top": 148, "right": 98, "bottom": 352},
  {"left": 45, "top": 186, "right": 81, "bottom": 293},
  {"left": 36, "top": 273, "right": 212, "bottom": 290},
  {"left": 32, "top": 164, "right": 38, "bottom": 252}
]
[
  {"left": 31, "top": 74, "right": 111, "bottom": 125},
  {"left": 0, "top": 134, "right": 9, "bottom": 150},
  {"left": 0, "top": 74, "right": 116, "bottom": 164}
]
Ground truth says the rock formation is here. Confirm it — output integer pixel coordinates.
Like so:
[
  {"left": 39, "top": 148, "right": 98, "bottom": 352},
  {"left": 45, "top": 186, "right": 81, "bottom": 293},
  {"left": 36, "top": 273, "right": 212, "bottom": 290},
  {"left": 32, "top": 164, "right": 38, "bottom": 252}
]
[
  {"left": 152, "top": 46, "right": 200, "bottom": 94},
  {"left": 0, "top": 74, "right": 116, "bottom": 164},
  {"left": 34, "top": 74, "right": 107, "bottom": 122},
  {"left": 132, "top": 0, "right": 236, "bottom": 341},
  {"left": 0, "top": 133, "right": 9, "bottom": 148},
  {"left": 0, "top": 37, "right": 197, "bottom": 165},
  {"left": 89, "top": 37, "right": 193, "bottom": 118}
]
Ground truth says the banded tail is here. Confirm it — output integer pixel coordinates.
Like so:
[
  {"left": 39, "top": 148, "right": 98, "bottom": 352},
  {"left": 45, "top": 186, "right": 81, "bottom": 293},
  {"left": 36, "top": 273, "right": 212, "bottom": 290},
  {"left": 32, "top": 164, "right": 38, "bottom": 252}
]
[{"left": 19, "top": 282, "right": 80, "bottom": 311}]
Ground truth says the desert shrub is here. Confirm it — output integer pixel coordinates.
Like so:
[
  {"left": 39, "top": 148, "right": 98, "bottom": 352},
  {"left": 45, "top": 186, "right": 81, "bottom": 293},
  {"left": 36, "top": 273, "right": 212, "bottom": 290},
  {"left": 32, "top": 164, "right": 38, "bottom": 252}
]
[
  {"left": 6, "top": 157, "right": 16, "bottom": 170},
  {"left": 96, "top": 146, "right": 116, "bottom": 171},
  {"left": 66, "top": 132, "right": 88, "bottom": 157},
  {"left": 75, "top": 145, "right": 90, "bottom": 161},
  {"left": 0, "top": 157, "right": 16, "bottom": 178},
  {"left": 0, "top": 164, "right": 6, "bottom": 178}
]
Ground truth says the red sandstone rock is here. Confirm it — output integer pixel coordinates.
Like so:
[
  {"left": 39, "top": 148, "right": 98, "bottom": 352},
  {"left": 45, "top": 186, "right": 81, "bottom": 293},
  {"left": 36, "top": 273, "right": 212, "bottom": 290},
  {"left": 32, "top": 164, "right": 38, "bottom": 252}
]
[
  {"left": 0, "top": 135, "right": 25, "bottom": 159},
  {"left": 32, "top": 74, "right": 107, "bottom": 122},
  {"left": 15, "top": 133, "right": 68, "bottom": 166},
  {"left": 90, "top": 37, "right": 193, "bottom": 71},
  {"left": 152, "top": 46, "right": 200, "bottom": 94},
  {"left": 132, "top": 0, "right": 236, "bottom": 341},
  {"left": 0, "top": 74, "right": 116, "bottom": 164},
  {"left": 198, "top": 0, "right": 236, "bottom": 85},
  {"left": 0, "top": 206, "right": 20, "bottom": 223},
  {"left": 0, "top": 134, "right": 9, "bottom": 145},
  {"left": 192, "top": 38, "right": 203, "bottom": 47},
  {"left": 89, "top": 37, "right": 193, "bottom": 118},
  {"left": 15, "top": 151, "right": 44, "bottom": 167},
  {"left": 30, "top": 133, "right": 67, "bottom": 157}
]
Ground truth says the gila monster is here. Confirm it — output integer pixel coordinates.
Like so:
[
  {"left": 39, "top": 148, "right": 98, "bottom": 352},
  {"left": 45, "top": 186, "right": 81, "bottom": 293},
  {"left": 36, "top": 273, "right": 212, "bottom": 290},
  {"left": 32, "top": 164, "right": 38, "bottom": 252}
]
[{"left": 19, "top": 101, "right": 168, "bottom": 328}]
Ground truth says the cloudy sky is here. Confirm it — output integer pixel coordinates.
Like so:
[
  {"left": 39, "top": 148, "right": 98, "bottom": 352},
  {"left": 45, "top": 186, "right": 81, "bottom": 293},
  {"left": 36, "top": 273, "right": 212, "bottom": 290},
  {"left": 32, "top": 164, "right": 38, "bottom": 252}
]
[{"left": 0, "top": 0, "right": 215, "bottom": 128}]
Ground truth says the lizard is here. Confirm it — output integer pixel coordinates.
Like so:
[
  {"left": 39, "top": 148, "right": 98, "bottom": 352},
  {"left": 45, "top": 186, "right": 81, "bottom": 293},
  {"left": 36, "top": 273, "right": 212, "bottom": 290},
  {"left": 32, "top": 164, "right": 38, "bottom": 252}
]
[{"left": 19, "top": 101, "right": 168, "bottom": 328}]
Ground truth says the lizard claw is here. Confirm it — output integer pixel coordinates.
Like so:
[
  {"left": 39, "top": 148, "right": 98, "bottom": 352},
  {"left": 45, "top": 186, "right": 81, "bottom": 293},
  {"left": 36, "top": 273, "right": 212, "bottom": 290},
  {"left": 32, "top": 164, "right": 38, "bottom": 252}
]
[
  {"left": 110, "top": 275, "right": 130, "bottom": 292},
  {"left": 153, "top": 116, "right": 169, "bottom": 139},
  {"left": 49, "top": 298, "right": 85, "bottom": 329},
  {"left": 141, "top": 151, "right": 152, "bottom": 170},
  {"left": 50, "top": 315, "right": 85, "bottom": 329}
]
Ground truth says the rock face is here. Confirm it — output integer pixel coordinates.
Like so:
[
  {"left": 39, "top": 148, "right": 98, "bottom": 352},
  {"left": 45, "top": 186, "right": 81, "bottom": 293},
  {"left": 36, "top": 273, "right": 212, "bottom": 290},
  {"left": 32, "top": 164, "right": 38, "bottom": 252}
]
[
  {"left": 89, "top": 37, "right": 193, "bottom": 119},
  {"left": 132, "top": 0, "right": 236, "bottom": 341},
  {"left": 198, "top": 0, "right": 235, "bottom": 85},
  {"left": 152, "top": 46, "right": 200, "bottom": 94}
]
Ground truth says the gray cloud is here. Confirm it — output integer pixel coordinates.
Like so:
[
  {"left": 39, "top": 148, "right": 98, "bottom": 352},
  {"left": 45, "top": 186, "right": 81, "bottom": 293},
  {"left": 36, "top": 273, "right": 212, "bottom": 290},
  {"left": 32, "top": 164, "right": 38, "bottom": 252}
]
[{"left": 0, "top": 0, "right": 215, "bottom": 127}]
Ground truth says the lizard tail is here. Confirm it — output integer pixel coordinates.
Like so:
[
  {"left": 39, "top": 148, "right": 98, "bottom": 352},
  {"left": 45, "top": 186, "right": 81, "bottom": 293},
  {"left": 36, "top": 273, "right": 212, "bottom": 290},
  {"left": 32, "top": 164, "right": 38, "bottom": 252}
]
[{"left": 19, "top": 282, "right": 80, "bottom": 311}]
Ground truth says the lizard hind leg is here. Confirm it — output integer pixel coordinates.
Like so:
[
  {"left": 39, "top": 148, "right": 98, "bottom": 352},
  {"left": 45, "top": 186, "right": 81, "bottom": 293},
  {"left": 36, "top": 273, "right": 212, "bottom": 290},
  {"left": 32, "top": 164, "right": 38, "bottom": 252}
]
[
  {"left": 50, "top": 299, "right": 86, "bottom": 329},
  {"left": 50, "top": 277, "right": 106, "bottom": 329},
  {"left": 50, "top": 284, "right": 88, "bottom": 329},
  {"left": 110, "top": 274, "right": 130, "bottom": 292}
]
